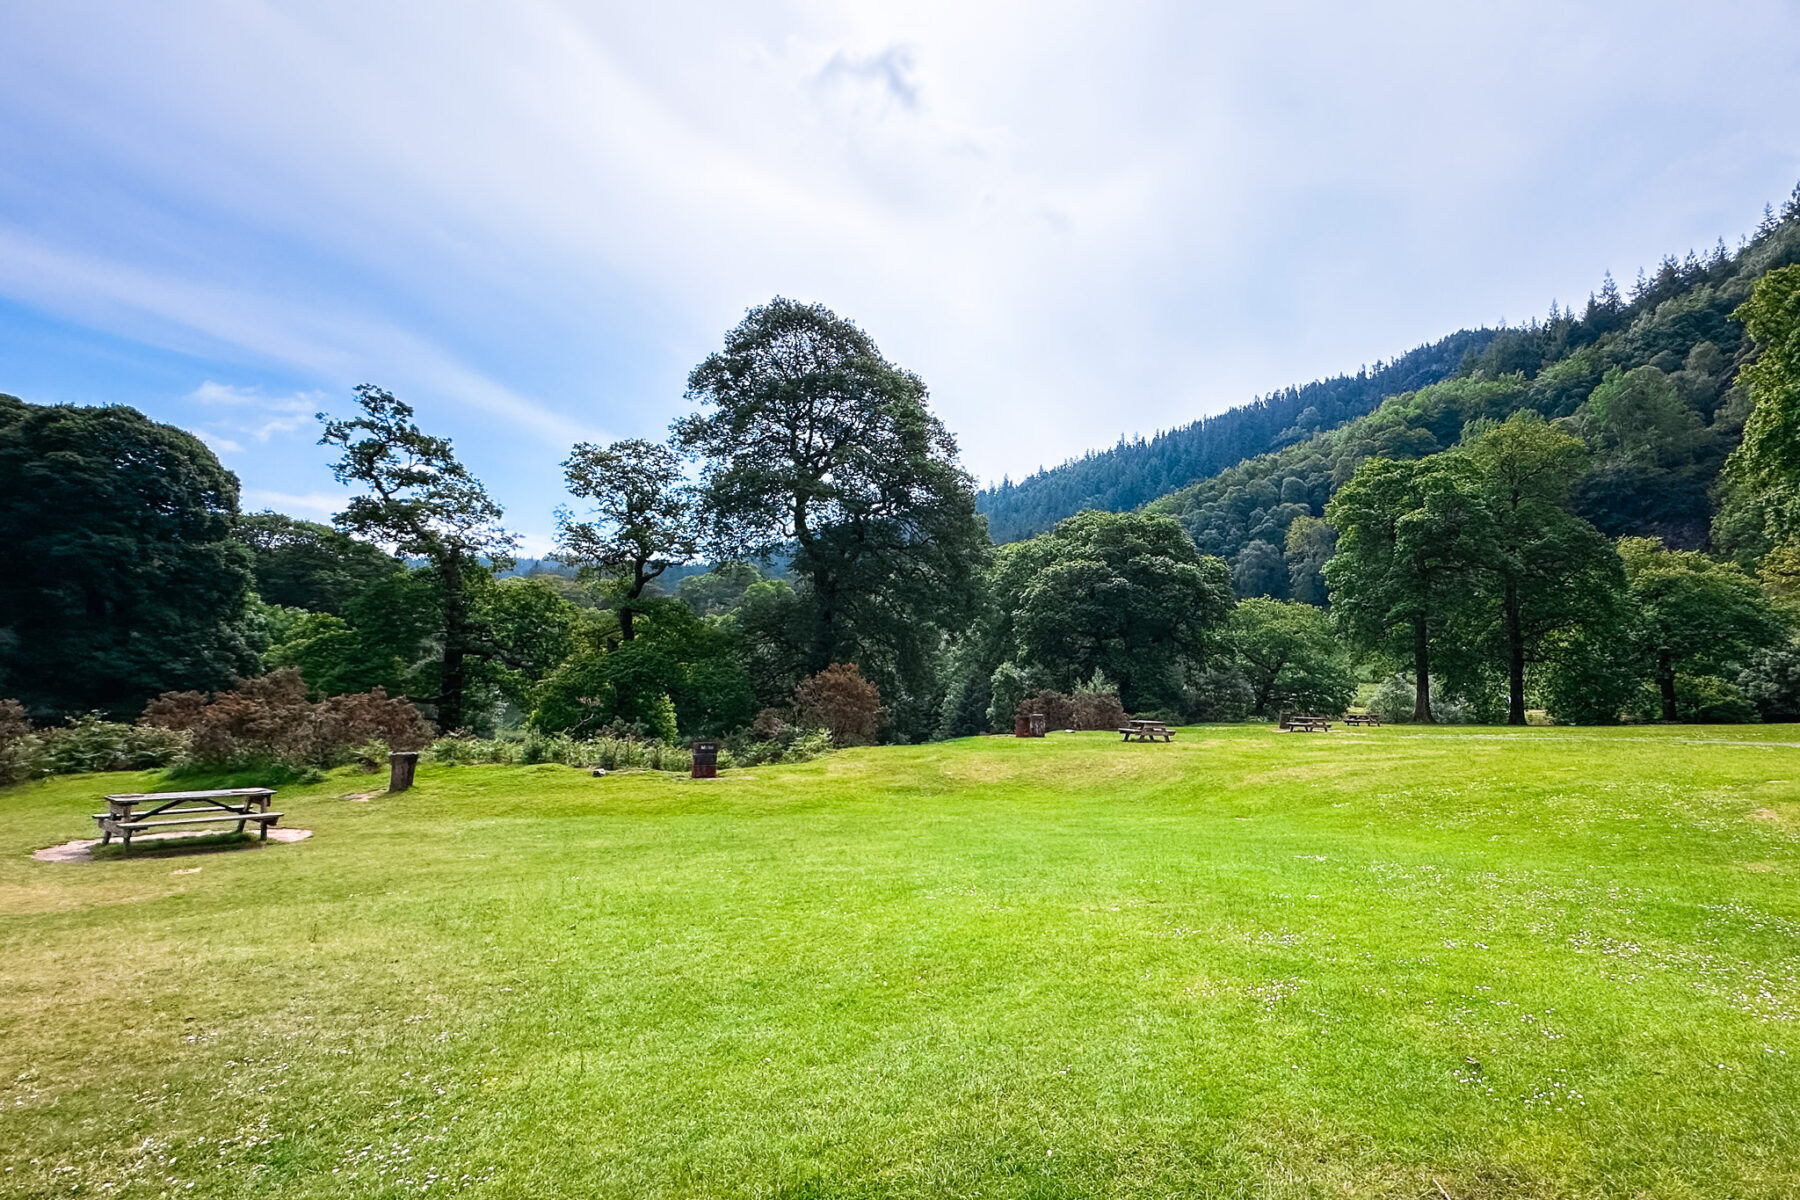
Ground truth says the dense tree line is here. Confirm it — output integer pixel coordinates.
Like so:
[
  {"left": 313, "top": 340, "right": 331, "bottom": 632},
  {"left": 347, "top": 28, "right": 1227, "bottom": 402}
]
[{"left": 6, "top": 186, "right": 1800, "bottom": 748}]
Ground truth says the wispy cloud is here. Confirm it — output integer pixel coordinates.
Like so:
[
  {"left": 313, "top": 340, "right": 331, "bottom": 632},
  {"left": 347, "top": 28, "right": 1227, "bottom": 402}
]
[
  {"left": 816, "top": 45, "right": 921, "bottom": 111},
  {"left": 0, "top": 0, "right": 1796, "bottom": 522},
  {"left": 240, "top": 488, "right": 345, "bottom": 518},
  {"left": 187, "top": 380, "right": 320, "bottom": 445}
]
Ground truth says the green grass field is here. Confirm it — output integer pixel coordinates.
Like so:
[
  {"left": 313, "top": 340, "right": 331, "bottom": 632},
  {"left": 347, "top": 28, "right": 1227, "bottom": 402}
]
[{"left": 4, "top": 726, "right": 1799, "bottom": 1198}]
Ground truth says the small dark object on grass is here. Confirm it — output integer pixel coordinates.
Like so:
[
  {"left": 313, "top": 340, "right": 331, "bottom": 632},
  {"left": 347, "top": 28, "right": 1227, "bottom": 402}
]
[
  {"left": 389, "top": 750, "right": 419, "bottom": 792},
  {"left": 691, "top": 740, "right": 719, "bottom": 779},
  {"left": 591, "top": 768, "right": 607, "bottom": 778}
]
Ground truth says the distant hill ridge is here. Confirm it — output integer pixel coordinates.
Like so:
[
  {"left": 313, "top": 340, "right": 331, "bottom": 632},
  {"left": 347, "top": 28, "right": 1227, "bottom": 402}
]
[
  {"left": 1141, "top": 192, "right": 1800, "bottom": 603},
  {"left": 974, "top": 328, "right": 1497, "bottom": 543}
]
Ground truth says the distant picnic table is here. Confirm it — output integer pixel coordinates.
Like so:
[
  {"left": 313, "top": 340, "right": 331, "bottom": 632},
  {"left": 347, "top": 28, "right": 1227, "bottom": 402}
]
[
  {"left": 1119, "top": 719, "right": 1174, "bottom": 742},
  {"left": 95, "top": 788, "right": 282, "bottom": 852},
  {"left": 1280, "top": 714, "right": 1333, "bottom": 733},
  {"left": 1343, "top": 713, "right": 1382, "bottom": 727}
]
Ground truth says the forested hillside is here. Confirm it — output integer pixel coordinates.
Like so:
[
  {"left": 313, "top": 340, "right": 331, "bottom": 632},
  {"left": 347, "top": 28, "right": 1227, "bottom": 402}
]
[
  {"left": 1146, "top": 200, "right": 1800, "bottom": 602},
  {"left": 974, "top": 328, "right": 1496, "bottom": 542}
]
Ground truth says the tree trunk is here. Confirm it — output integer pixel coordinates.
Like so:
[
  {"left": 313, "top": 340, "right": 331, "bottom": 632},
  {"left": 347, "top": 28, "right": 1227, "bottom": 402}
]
[
  {"left": 439, "top": 555, "right": 468, "bottom": 734},
  {"left": 619, "top": 565, "right": 646, "bottom": 643},
  {"left": 1412, "top": 615, "right": 1434, "bottom": 723},
  {"left": 1254, "top": 657, "right": 1284, "bottom": 716},
  {"left": 1505, "top": 582, "right": 1527, "bottom": 726},
  {"left": 1658, "top": 648, "right": 1678, "bottom": 722}
]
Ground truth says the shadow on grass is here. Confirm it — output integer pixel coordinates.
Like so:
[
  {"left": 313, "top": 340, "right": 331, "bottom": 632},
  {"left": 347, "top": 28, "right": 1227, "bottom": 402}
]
[{"left": 87, "top": 831, "right": 265, "bottom": 861}]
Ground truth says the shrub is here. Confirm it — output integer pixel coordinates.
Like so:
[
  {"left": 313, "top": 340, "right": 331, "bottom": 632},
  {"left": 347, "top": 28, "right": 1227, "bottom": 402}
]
[
  {"left": 45, "top": 715, "right": 188, "bottom": 774},
  {"left": 144, "top": 669, "right": 432, "bottom": 772},
  {"left": 795, "top": 663, "right": 882, "bottom": 746},
  {"left": 1016, "top": 689, "right": 1074, "bottom": 730},
  {"left": 1676, "top": 674, "right": 1760, "bottom": 723},
  {"left": 1366, "top": 674, "right": 1471, "bottom": 724},
  {"left": 1069, "top": 689, "right": 1127, "bottom": 731},
  {"left": 431, "top": 733, "right": 521, "bottom": 765},
  {"left": 1739, "top": 646, "right": 1800, "bottom": 721},
  {"left": 0, "top": 698, "right": 46, "bottom": 785}
]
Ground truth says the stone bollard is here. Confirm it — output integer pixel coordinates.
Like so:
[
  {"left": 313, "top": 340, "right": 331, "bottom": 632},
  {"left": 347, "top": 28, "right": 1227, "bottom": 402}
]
[{"left": 388, "top": 750, "right": 420, "bottom": 793}]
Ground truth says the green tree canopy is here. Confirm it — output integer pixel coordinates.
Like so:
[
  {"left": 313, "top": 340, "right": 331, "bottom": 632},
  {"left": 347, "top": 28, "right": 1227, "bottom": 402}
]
[
  {"left": 1619, "top": 537, "right": 1787, "bottom": 721},
  {"left": 674, "top": 298, "right": 989, "bottom": 737},
  {"left": 1224, "top": 598, "right": 1354, "bottom": 717},
  {"left": 236, "top": 511, "right": 398, "bottom": 613},
  {"left": 531, "top": 600, "right": 752, "bottom": 740},
  {"left": 1457, "top": 413, "right": 1625, "bottom": 724},
  {"left": 0, "top": 394, "right": 258, "bottom": 718},
  {"left": 992, "top": 510, "right": 1233, "bottom": 711},
  {"left": 1725, "top": 265, "right": 1800, "bottom": 542},
  {"left": 1325, "top": 456, "right": 1495, "bottom": 722},
  {"left": 556, "top": 438, "right": 697, "bottom": 641}
]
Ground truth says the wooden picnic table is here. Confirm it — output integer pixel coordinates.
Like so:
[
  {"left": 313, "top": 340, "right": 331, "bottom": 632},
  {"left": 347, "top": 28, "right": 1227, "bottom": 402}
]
[
  {"left": 1343, "top": 713, "right": 1382, "bottom": 727},
  {"left": 1279, "top": 714, "right": 1333, "bottom": 733},
  {"left": 95, "top": 788, "right": 282, "bottom": 852},
  {"left": 1119, "top": 719, "right": 1174, "bottom": 743}
]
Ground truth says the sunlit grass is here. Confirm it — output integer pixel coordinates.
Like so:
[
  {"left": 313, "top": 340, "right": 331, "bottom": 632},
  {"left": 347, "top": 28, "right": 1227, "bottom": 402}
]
[{"left": 3, "top": 725, "right": 1798, "bottom": 1197}]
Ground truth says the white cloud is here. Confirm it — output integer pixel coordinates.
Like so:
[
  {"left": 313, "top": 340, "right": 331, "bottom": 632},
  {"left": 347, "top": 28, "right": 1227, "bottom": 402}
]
[
  {"left": 240, "top": 489, "right": 344, "bottom": 518},
  {"left": 0, "top": 0, "right": 1797, "bottom": 507}
]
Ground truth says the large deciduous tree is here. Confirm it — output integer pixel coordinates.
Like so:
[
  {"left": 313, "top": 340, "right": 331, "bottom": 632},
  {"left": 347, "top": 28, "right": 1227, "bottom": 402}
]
[
  {"left": 674, "top": 298, "right": 989, "bottom": 736},
  {"left": 0, "top": 394, "right": 259, "bottom": 718},
  {"left": 1225, "top": 597, "right": 1355, "bottom": 717},
  {"left": 1619, "top": 538, "right": 1785, "bottom": 722},
  {"left": 1459, "top": 413, "right": 1626, "bottom": 724},
  {"left": 1325, "top": 456, "right": 1494, "bottom": 722},
  {"left": 991, "top": 510, "right": 1234, "bottom": 712},
  {"left": 318, "top": 385, "right": 515, "bottom": 733},
  {"left": 556, "top": 438, "right": 697, "bottom": 642}
]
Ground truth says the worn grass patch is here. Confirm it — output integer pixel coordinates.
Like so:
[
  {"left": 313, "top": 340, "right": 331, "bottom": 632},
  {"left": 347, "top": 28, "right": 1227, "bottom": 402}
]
[{"left": 3, "top": 725, "right": 1799, "bottom": 1198}]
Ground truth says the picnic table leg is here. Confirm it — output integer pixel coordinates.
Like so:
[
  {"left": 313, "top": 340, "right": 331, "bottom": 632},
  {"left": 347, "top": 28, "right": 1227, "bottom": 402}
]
[{"left": 258, "top": 819, "right": 270, "bottom": 841}]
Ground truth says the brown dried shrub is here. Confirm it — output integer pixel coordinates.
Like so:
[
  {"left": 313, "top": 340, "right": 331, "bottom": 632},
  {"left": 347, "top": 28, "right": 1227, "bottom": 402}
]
[
  {"left": 143, "top": 669, "right": 431, "bottom": 771},
  {"left": 1016, "top": 689, "right": 1075, "bottom": 730},
  {"left": 1069, "top": 690, "right": 1127, "bottom": 731},
  {"left": 794, "top": 663, "right": 882, "bottom": 746}
]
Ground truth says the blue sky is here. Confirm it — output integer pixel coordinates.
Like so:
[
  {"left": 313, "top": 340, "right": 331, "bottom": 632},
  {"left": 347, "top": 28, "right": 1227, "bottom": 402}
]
[{"left": 3, "top": 2, "right": 1798, "bottom": 552}]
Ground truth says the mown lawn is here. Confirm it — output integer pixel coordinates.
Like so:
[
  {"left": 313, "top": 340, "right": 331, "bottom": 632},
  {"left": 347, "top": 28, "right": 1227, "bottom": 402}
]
[{"left": 3, "top": 725, "right": 1799, "bottom": 1198}]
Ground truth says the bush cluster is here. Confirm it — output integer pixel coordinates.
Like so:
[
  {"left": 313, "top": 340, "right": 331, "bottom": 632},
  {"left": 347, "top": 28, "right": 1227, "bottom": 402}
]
[
  {"left": 1013, "top": 687, "right": 1127, "bottom": 731},
  {"left": 0, "top": 700, "right": 191, "bottom": 783},
  {"left": 793, "top": 663, "right": 882, "bottom": 746},
  {"left": 427, "top": 725, "right": 833, "bottom": 773},
  {"left": 143, "top": 669, "right": 431, "bottom": 773}
]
